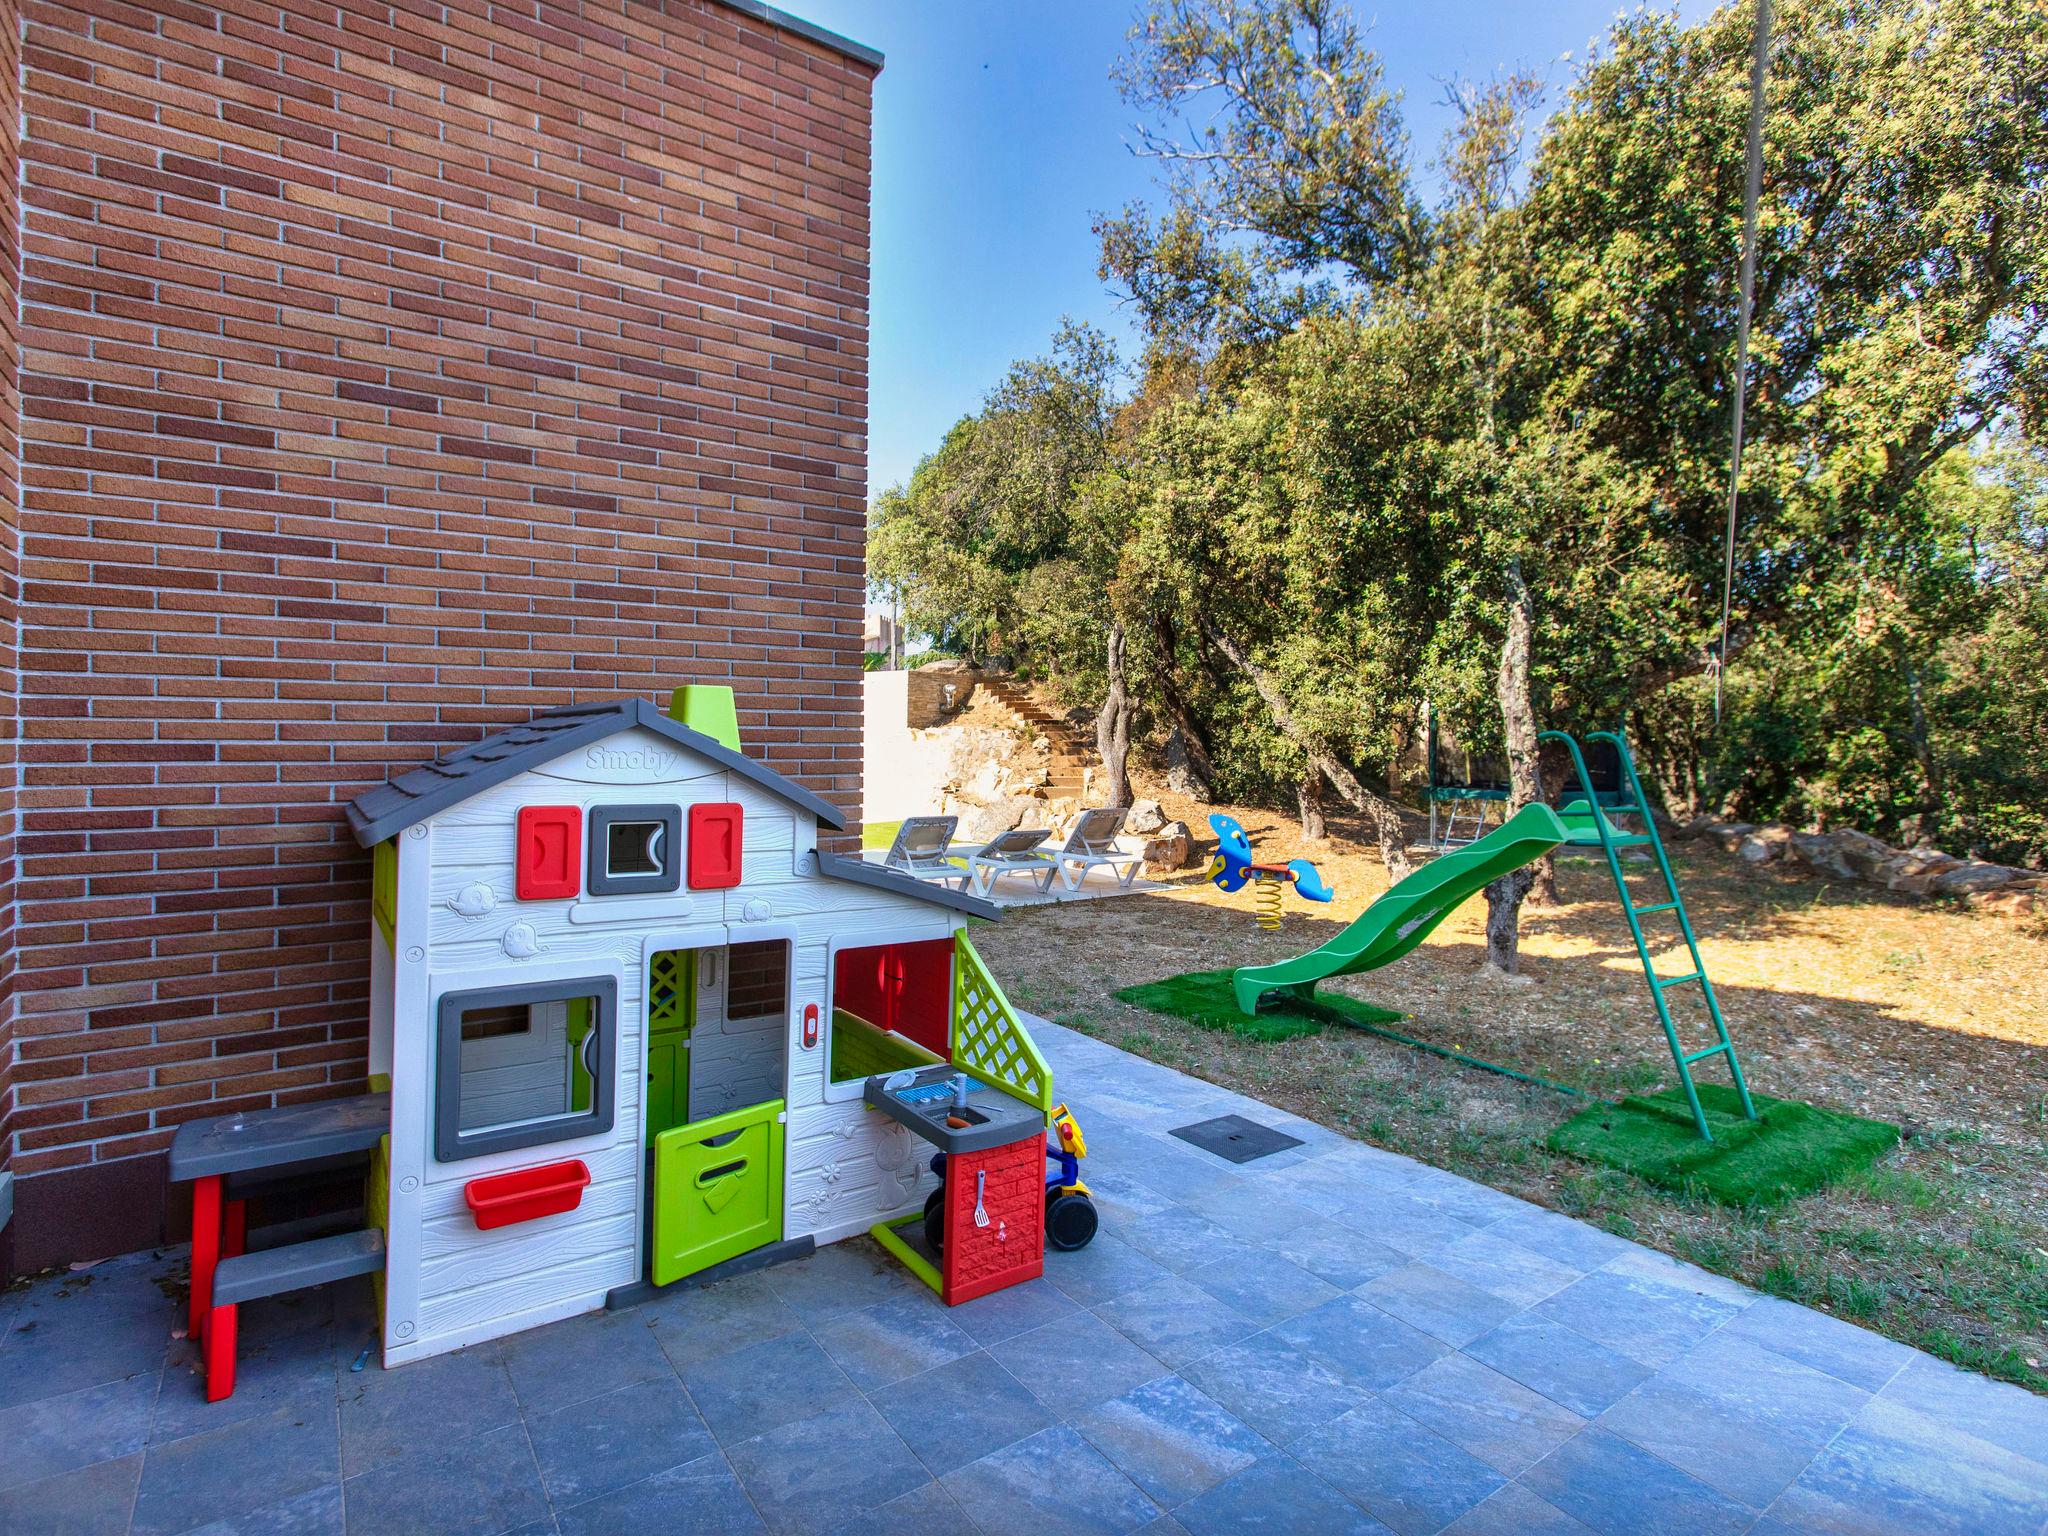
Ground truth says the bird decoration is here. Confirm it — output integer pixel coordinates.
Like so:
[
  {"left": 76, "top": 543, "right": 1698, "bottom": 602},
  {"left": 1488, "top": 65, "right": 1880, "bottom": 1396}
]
[{"left": 1205, "top": 814, "right": 1334, "bottom": 929}]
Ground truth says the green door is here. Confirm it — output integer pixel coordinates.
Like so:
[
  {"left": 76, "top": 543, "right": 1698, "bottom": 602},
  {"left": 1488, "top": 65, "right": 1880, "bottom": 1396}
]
[
  {"left": 651, "top": 1099, "right": 785, "bottom": 1286},
  {"left": 645, "top": 949, "right": 695, "bottom": 1142}
]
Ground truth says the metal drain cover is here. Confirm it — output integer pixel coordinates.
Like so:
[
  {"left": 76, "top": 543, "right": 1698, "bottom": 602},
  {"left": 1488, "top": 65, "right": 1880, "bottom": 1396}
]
[{"left": 1170, "top": 1114, "right": 1306, "bottom": 1164}]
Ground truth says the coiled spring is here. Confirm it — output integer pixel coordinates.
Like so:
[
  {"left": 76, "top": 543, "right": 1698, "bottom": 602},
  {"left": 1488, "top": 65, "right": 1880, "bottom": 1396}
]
[{"left": 1255, "top": 876, "right": 1283, "bottom": 930}]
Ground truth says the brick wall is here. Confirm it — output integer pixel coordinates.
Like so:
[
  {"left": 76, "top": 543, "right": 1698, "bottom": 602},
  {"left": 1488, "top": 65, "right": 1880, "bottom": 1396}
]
[
  {"left": 4, "top": 0, "right": 878, "bottom": 1272},
  {"left": 0, "top": 0, "right": 22, "bottom": 1268}
]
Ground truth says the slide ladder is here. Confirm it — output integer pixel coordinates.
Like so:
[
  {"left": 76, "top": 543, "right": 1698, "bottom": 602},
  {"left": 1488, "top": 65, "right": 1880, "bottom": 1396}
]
[{"left": 1542, "top": 730, "right": 1756, "bottom": 1141}]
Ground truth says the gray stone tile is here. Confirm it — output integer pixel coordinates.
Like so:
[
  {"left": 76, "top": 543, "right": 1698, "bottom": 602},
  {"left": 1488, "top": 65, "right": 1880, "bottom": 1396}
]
[
  {"left": 1482, "top": 1209, "right": 1637, "bottom": 1272},
  {"left": 1081, "top": 1167, "right": 1180, "bottom": 1221},
  {"left": 1596, "top": 1374, "right": 1823, "bottom": 1510},
  {"left": 1270, "top": 1217, "right": 1407, "bottom": 1290},
  {"left": 0, "top": 1307, "right": 168, "bottom": 1412},
  {"left": 1440, "top": 1482, "right": 1596, "bottom": 1535},
  {"left": 134, "top": 1396, "right": 339, "bottom": 1536},
  {"left": 1184, "top": 1250, "right": 1342, "bottom": 1329},
  {"left": 762, "top": 1239, "right": 922, "bottom": 1325},
  {"left": 680, "top": 1329, "right": 858, "bottom": 1447},
  {"left": 1714, "top": 1294, "right": 1913, "bottom": 1393},
  {"left": 1463, "top": 1316, "right": 1653, "bottom": 1419},
  {"left": 823, "top": 1478, "right": 966, "bottom": 1536},
  {"left": 1529, "top": 1266, "right": 1745, "bottom": 1369},
  {"left": 1755, "top": 1396, "right": 2048, "bottom": 1536},
  {"left": 1655, "top": 1330, "right": 1870, "bottom": 1446},
  {"left": 1268, "top": 1294, "right": 1450, "bottom": 1392},
  {"left": 1092, "top": 1276, "right": 1259, "bottom": 1369},
  {"left": 868, "top": 1348, "right": 1052, "bottom": 1475},
  {"left": 1174, "top": 1453, "right": 1394, "bottom": 1536},
  {"left": 645, "top": 1271, "right": 805, "bottom": 1371},
  {"left": 941, "top": 1424, "right": 1160, "bottom": 1536},
  {"left": 528, "top": 1375, "right": 716, "bottom": 1506},
  {"left": 499, "top": 1307, "right": 676, "bottom": 1418},
  {"left": 727, "top": 1397, "right": 928, "bottom": 1536},
  {"left": 1178, "top": 1333, "right": 1375, "bottom": 1446},
  {"left": 1356, "top": 1262, "right": 1518, "bottom": 1349},
  {"left": 1294, "top": 1398, "right": 1508, "bottom": 1536},
  {"left": 1523, "top": 1427, "right": 1754, "bottom": 1536},
  {"left": 1344, "top": 1192, "right": 1483, "bottom": 1260},
  {"left": 341, "top": 1420, "right": 550, "bottom": 1536},
  {"left": 0, "top": 1371, "right": 158, "bottom": 1491},
  {"left": 1178, "top": 1180, "right": 1317, "bottom": 1239},
  {"left": 339, "top": 1342, "right": 522, "bottom": 1478},
  {"left": 1428, "top": 1229, "right": 1585, "bottom": 1309},
  {"left": 1136, "top": 1516, "right": 1193, "bottom": 1536},
  {"left": 1112, "top": 1146, "right": 1241, "bottom": 1204},
  {"left": 810, "top": 1294, "right": 976, "bottom": 1391},
  {"left": 154, "top": 1316, "right": 337, "bottom": 1446},
  {"left": 1379, "top": 1352, "right": 1584, "bottom": 1477},
  {"left": 1597, "top": 1246, "right": 1752, "bottom": 1306},
  {"left": 1071, "top": 1375, "right": 1268, "bottom": 1507},
  {"left": 1043, "top": 1232, "right": 1174, "bottom": 1308},
  {"left": 1117, "top": 1205, "right": 1262, "bottom": 1276},
  {"left": 0, "top": 1450, "right": 142, "bottom": 1536},
  {"left": 1877, "top": 1352, "right": 2048, "bottom": 1466},
  {"left": 1383, "top": 1165, "right": 1535, "bottom": 1225},
  {"left": 988, "top": 1311, "right": 1170, "bottom": 1416},
  {"left": 555, "top": 1448, "right": 764, "bottom": 1536},
  {"left": 947, "top": 1277, "right": 1081, "bottom": 1345},
  {"left": 185, "top": 1482, "right": 343, "bottom": 1536}
]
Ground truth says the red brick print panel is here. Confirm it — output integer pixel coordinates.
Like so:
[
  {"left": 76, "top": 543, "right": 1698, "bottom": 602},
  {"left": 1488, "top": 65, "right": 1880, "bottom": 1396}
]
[{"left": 942, "top": 1134, "right": 1045, "bottom": 1307}]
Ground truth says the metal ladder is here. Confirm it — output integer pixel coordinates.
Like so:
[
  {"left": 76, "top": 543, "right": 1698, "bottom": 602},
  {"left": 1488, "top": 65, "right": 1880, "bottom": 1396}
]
[{"left": 1539, "top": 730, "right": 1757, "bottom": 1141}]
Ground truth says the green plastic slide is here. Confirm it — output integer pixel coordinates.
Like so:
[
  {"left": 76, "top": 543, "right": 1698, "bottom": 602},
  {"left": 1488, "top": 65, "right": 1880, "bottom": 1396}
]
[{"left": 1232, "top": 803, "right": 1570, "bottom": 1014}]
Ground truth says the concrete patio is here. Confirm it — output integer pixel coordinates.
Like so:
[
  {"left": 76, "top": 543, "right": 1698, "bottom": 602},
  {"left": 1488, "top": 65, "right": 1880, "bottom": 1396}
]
[{"left": 2, "top": 1017, "right": 2044, "bottom": 1536}]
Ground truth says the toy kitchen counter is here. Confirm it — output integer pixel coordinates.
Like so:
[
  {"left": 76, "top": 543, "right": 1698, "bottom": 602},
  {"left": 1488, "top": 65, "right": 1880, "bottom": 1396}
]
[{"left": 863, "top": 1066, "right": 1049, "bottom": 1306}]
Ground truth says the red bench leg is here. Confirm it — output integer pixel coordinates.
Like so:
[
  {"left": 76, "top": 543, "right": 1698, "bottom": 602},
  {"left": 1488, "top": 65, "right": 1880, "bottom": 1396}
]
[
  {"left": 188, "top": 1175, "right": 223, "bottom": 1342},
  {"left": 204, "top": 1302, "right": 238, "bottom": 1402},
  {"left": 224, "top": 1199, "right": 247, "bottom": 1259}
]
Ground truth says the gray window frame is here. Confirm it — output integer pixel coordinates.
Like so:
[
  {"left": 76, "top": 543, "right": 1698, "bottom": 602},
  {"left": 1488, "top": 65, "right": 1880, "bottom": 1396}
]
[
  {"left": 586, "top": 803, "right": 683, "bottom": 896},
  {"left": 434, "top": 976, "right": 618, "bottom": 1163}
]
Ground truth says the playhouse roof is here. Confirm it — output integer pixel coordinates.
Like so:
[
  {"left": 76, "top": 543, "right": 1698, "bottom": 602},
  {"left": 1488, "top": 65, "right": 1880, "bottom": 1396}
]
[{"left": 345, "top": 697, "right": 848, "bottom": 847}]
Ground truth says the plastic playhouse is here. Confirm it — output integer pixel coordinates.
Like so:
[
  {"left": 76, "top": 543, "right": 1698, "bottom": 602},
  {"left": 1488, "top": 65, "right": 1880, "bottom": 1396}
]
[{"left": 171, "top": 686, "right": 1079, "bottom": 1398}]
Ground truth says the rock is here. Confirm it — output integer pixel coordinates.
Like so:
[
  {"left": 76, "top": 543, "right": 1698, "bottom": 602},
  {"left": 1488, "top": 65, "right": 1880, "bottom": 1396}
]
[
  {"left": 1032, "top": 734, "right": 1051, "bottom": 753},
  {"left": 1162, "top": 730, "right": 1213, "bottom": 803},
  {"left": 1141, "top": 821, "right": 1195, "bottom": 873},
  {"left": 1127, "top": 798, "right": 1167, "bottom": 835},
  {"left": 1932, "top": 860, "right": 2018, "bottom": 896},
  {"left": 1827, "top": 827, "right": 1898, "bottom": 880},
  {"left": 1737, "top": 825, "right": 1792, "bottom": 864},
  {"left": 1789, "top": 831, "right": 1859, "bottom": 881},
  {"left": 1971, "top": 886, "right": 2040, "bottom": 918},
  {"left": 1880, "top": 847, "right": 1962, "bottom": 894},
  {"left": 1712, "top": 822, "right": 1759, "bottom": 852},
  {"left": 1677, "top": 815, "right": 1721, "bottom": 840},
  {"left": 953, "top": 798, "right": 1033, "bottom": 844}
]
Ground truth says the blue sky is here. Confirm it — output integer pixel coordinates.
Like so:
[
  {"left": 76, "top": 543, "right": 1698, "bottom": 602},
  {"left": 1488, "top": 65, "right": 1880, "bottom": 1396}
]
[{"left": 788, "top": 2, "right": 1711, "bottom": 497}]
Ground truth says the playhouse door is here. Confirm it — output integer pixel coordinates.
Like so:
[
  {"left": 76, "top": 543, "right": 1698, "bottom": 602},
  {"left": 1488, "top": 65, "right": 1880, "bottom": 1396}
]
[{"left": 650, "top": 1099, "right": 784, "bottom": 1286}]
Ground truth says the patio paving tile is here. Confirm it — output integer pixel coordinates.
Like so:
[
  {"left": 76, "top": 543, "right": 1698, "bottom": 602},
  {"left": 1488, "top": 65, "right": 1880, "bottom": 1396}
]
[
  {"left": 338, "top": 1341, "right": 522, "bottom": 1478},
  {"left": 726, "top": 1398, "right": 928, "bottom": 1536},
  {"left": 0, "top": 1450, "right": 143, "bottom": 1536},
  {"left": 987, "top": 1310, "right": 1171, "bottom": 1416},
  {"left": 944, "top": 1276, "right": 1080, "bottom": 1345},
  {"left": 154, "top": 1322, "right": 335, "bottom": 1447},
  {"left": 1875, "top": 1352, "right": 2048, "bottom": 1466},
  {"left": 939, "top": 1424, "right": 1160, "bottom": 1536},
  {"left": 1480, "top": 1209, "right": 1635, "bottom": 1272},
  {"left": 1116, "top": 1205, "right": 1262, "bottom": 1276},
  {"left": 186, "top": 1482, "right": 343, "bottom": 1536},
  {"left": 1177, "top": 1181, "right": 1317, "bottom": 1240},
  {"left": 553, "top": 1449, "right": 763, "bottom": 1536},
  {"left": 1439, "top": 1482, "right": 1596, "bottom": 1535},
  {"left": 498, "top": 1307, "right": 676, "bottom": 1419},
  {"left": 1292, "top": 1398, "right": 1507, "bottom": 1536},
  {"left": 1711, "top": 1294, "right": 1913, "bottom": 1393},
  {"left": 1462, "top": 1316, "right": 1653, "bottom": 1419},
  {"left": 526, "top": 1375, "right": 716, "bottom": 1507},
  {"left": 679, "top": 1330, "right": 858, "bottom": 1448},
  {"left": 1426, "top": 1230, "right": 1584, "bottom": 1309},
  {"left": 1596, "top": 1374, "right": 1824, "bottom": 1510},
  {"left": 761, "top": 1239, "right": 921, "bottom": 1325},
  {"left": 645, "top": 1271, "right": 804, "bottom": 1372},
  {"left": 133, "top": 1398, "right": 339, "bottom": 1536},
  {"left": 1378, "top": 1352, "right": 1584, "bottom": 1477},
  {"left": 0, "top": 1310, "right": 167, "bottom": 1413},
  {"left": 810, "top": 1294, "right": 976, "bottom": 1391},
  {"left": 1173, "top": 1453, "right": 1393, "bottom": 1536},
  {"left": 1043, "top": 1231, "right": 1174, "bottom": 1308},
  {"left": 339, "top": 1419, "right": 547, "bottom": 1536},
  {"left": 1183, "top": 1249, "right": 1342, "bottom": 1329},
  {"left": 822, "top": 1478, "right": 969, "bottom": 1536},
  {"left": 1267, "top": 1294, "right": 1449, "bottom": 1392},
  {"left": 1177, "top": 1333, "right": 1375, "bottom": 1446},
  {"left": 0, "top": 1371, "right": 159, "bottom": 1492},
  {"left": 1528, "top": 1266, "right": 1746, "bottom": 1369},
  {"left": 1091, "top": 1275, "right": 1259, "bottom": 1369},
  {"left": 1653, "top": 1330, "right": 1871, "bottom": 1446},
  {"left": 1356, "top": 1262, "right": 1518, "bottom": 1349},
  {"left": 1519, "top": 1427, "right": 1755, "bottom": 1536},
  {"left": 867, "top": 1348, "right": 1052, "bottom": 1475},
  {"left": 1268, "top": 1217, "right": 1408, "bottom": 1290},
  {"left": 1070, "top": 1374, "right": 1268, "bottom": 1507},
  {"left": 1347, "top": 1193, "right": 1484, "bottom": 1260}
]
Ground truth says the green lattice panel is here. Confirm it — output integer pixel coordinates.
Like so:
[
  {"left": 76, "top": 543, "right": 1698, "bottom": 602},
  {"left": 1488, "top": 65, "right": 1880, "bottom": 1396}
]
[
  {"left": 951, "top": 933, "right": 1052, "bottom": 1115},
  {"left": 648, "top": 949, "right": 692, "bottom": 1034}
]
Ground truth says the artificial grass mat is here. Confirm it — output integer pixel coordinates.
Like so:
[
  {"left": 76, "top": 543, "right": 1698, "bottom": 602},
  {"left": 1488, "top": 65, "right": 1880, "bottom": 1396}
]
[
  {"left": 1549, "top": 1082, "right": 1900, "bottom": 1207},
  {"left": 1115, "top": 968, "right": 1403, "bottom": 1042}
]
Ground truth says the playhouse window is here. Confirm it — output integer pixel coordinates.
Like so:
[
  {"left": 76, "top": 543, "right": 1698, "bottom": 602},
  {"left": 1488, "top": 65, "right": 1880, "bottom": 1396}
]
[
  {"left": 826, "top": 939, "right": 955, "bottom": 1091},
  {"left": 586, "top": 804, "right": 682, "bottom": 896},
  {"left": 727, "top": 940, "right": 789, "bottom": 1022},
  {"left": 435, "top": 977, "right": 617, "bottom": 1162}
]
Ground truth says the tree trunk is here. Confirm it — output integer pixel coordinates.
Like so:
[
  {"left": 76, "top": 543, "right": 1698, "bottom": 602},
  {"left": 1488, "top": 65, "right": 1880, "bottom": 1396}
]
[
  {"left": 1203, "top": 622, "right": 1412, "bottom": 879},
  {"left": 1150, "top": 615, "right": 1218, "bottom": 800},
  {"left": 1902, "top": 658, "right": 1943, "bottom": 844},
  {"left": 1297, "top": 775, "right": 1327, "bottom": 842},
  {"left": 1096, "top": 622, "right": 1133, "bottom": 809},
  {"left": 1484, "top": 559, "right": 1543, "bottom": 972}
]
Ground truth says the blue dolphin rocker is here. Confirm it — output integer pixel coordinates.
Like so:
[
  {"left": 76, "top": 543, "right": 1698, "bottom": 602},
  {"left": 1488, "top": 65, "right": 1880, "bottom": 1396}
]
[{"left": 1205, "top": 813, "right": 1334, "bottom": 928}]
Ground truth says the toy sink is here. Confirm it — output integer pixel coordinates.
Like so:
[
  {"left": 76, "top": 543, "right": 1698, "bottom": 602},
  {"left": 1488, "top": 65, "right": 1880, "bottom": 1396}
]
[{"left": 862, "top": 1065, "right": 1043, "bottom": 1154}]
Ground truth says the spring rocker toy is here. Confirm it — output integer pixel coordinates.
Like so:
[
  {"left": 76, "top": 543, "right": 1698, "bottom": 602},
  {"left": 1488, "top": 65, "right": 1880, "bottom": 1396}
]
[{"left": 1204, "top": 813, "right": 1335, "bottom": 929}]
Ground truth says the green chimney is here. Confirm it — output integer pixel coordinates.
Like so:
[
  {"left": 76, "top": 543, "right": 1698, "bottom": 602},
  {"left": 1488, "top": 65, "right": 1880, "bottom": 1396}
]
[{"left": 669, "top": 685, "right": 741, "bottom": 753}]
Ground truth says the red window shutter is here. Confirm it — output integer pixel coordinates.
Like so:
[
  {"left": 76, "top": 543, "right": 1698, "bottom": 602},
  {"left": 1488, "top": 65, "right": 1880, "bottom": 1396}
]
[
  {"left": 687, "top": 802, "right": 744, "bottom": 889},
  {"left": 515, "top": 806, "right": 582, "bottom": 900}
]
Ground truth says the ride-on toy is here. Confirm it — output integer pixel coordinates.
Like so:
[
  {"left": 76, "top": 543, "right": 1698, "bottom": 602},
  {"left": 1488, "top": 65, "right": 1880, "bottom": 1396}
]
[
  {"left": 923, "top": 1102, "right": 1098, "bottom": 1254},
  {"left": 1205, "top": 813, "right": 1335, "bottom": 929}
]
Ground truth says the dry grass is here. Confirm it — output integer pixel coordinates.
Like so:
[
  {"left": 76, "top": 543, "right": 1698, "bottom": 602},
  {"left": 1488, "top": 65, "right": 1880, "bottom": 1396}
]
[{"left": 974, "top": 790, "right": 2048, "bottom": 1392}]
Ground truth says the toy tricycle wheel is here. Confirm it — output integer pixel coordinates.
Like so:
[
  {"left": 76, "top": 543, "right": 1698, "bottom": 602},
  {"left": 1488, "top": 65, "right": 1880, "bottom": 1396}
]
[
  {"left": 1045, "top": 1191, "right": 1097, "bottom": 1251},
  {"left": 923, "top": 1188, "right": 945, "bottom": 1253}
]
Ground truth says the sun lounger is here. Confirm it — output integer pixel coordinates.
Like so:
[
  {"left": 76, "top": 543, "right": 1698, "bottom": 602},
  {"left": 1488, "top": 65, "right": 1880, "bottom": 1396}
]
[
  {"left": 1050, "top": 807, "right": 1144, "bottom": 893},
  {"left": 962, "top": 827, "right": 1056, "bottom": 897},
  {"left": 877, "top": 815, "right": 967, "bottom": 889}
]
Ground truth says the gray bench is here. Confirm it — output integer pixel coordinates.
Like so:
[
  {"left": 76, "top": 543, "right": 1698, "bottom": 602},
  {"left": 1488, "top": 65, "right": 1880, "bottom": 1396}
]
[{"left": 202, "top": 1228, "right": 385, "bottom": 1400}]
